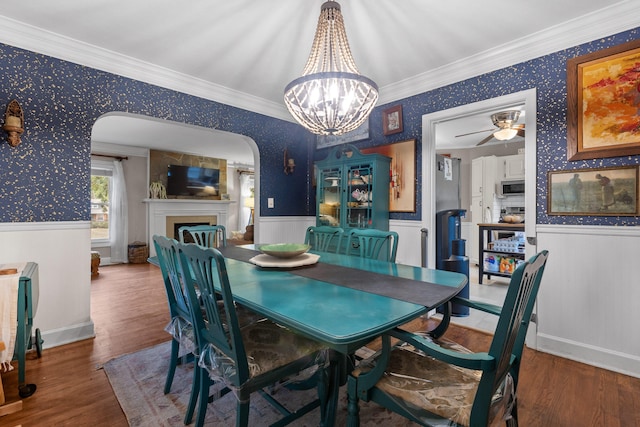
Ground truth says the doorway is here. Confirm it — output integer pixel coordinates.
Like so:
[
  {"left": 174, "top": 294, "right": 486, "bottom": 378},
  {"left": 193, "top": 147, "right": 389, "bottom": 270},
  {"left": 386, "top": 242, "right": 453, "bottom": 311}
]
[
  {"left": 421, "top": 89, "right": 538, "bottom": 333},
  {"left": 422, "top": 89, "right": 537, "bottom": 267}
]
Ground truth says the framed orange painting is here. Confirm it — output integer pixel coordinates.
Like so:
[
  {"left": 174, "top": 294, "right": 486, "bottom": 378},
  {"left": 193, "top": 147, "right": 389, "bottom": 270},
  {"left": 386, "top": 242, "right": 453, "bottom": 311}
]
[{"left": 567, "top": 39, "right": 640, "bottom": 161}]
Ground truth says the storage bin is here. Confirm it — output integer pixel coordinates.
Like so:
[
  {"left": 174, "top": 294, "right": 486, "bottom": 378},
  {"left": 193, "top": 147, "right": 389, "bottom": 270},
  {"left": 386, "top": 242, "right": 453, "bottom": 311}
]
[
  {"left": 128, "top": 242, "right": 149, "bottom": 263},
  {"left": 483, "top": 254, "right": 500, "bottom": 272}
]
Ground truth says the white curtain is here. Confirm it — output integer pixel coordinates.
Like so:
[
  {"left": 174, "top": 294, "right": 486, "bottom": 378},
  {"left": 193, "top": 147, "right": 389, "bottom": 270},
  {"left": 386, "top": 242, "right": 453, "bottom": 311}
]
[
  {"left": 109, "top": 160, "right": 129, "bottom": 263},
  {"left": 238, "top": 172, "right": 254, "bottom": 227}
]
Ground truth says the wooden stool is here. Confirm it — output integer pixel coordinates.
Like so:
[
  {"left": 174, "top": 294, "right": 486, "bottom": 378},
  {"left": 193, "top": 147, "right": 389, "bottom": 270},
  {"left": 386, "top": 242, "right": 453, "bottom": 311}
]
[{"left": 91, "top": 251, "right": 100, "bottom": 278}]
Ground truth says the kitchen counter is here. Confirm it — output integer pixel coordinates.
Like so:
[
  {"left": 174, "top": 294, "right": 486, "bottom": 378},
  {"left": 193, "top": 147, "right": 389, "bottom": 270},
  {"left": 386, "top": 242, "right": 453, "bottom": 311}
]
[{"left": 477, "top": 222, "right": 524, "bottom": 229}]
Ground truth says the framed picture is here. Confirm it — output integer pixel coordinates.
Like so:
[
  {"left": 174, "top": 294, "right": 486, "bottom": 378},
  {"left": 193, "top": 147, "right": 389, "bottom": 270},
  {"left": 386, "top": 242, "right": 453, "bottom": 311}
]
[
  {"left": 567, "top": 39, "right": 640, "bottom": 160},
  {"left": 316, "top": 119, "right": 369, "bottom": 149},
  {"left": 547, "top": 165, "right": 638, "bottom": 216},
  {"left": 361, "top": 139, "right": 416, "bottom": 212},
  {"left": 382, "top": 105, "right": 403, "bottom": 136}
]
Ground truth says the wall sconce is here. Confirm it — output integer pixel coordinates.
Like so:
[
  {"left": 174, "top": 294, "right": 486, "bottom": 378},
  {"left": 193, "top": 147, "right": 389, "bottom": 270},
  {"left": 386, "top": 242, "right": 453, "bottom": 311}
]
[
  {"left": 3, "top": 99, "right": 24, "bottom": 147},
  {"left": 284, "top": 148, "right": 295, "bottom": 175}
]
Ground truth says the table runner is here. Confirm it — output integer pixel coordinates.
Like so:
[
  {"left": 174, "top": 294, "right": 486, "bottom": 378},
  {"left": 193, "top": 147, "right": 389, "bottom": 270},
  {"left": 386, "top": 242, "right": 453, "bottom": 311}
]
[{"left": 218, "top": 246, "right": 463, "bottom": 309}]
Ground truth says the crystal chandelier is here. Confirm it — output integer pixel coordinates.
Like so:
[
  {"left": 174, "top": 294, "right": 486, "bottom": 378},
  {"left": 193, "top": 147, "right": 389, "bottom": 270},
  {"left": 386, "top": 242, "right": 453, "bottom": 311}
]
[{"left": 284, "top": 1, "right": 378, "bottom": 136}]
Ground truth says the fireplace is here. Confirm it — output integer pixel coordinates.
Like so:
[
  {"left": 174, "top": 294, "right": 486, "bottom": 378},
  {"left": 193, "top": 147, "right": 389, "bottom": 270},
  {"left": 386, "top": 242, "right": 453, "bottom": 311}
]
[
  {"left": 165, "top": 215, "right": 217, "bottom": 239},
  {"left": 144, "top": 199, "right": 233, "bottom": 256}
]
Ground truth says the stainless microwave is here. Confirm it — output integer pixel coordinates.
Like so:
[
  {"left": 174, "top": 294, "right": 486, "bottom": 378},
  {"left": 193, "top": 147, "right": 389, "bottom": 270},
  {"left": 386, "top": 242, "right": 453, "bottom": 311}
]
[{"left": 498, "top": 180, "right": 525, "bottom": 196}]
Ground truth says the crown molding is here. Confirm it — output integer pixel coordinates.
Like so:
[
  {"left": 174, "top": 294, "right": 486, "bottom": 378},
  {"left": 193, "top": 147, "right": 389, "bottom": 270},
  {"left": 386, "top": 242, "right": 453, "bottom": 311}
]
[
  {"left": 0, "top": 15, "right": 293, "bottom": 122},
  {"left": 0, "top": 3, "right": 638, "bottom": 117},
  {"left": 377, "top": 1, "right": 640, "bottom": 105}
]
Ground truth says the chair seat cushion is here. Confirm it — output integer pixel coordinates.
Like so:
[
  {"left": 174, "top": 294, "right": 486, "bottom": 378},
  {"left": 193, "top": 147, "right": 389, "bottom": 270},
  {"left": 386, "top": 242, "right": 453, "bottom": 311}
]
[
  {"left": 199, "top": 319, "right": 325, "bottom": 385},
  {"left": 354, "top": 335, "right": 512, "bottom": 426}
]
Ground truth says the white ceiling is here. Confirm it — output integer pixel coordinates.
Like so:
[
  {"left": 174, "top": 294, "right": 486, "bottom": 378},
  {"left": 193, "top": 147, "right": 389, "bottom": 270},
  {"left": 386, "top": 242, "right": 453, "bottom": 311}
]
[{"left": 0, "top": 1, "right": 636, "bottom": 160}]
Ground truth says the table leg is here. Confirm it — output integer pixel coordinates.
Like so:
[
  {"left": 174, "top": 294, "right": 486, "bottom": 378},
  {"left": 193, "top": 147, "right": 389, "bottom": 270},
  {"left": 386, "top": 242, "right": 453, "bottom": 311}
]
[{"left": 320, "top": 352, "right": 346, "bottom": 427}]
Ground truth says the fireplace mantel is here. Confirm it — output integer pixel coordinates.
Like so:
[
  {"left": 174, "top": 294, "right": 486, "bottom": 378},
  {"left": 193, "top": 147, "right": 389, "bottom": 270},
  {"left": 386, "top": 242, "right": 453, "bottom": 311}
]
[{"left": 144, "top": 198, "right": 235, "bottom": 256}]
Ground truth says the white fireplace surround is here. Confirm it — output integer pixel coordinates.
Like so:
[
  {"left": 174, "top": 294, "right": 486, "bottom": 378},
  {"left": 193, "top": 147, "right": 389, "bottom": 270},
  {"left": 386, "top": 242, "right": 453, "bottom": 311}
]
[{"left": 144, "top": 198, "right": 234, "bottom": 256}]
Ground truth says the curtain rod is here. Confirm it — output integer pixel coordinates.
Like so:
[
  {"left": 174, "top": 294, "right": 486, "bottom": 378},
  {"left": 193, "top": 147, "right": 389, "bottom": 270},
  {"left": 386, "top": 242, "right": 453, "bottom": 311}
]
[{"left": 91, "top": 153, "right": 128, "bottom": 161}]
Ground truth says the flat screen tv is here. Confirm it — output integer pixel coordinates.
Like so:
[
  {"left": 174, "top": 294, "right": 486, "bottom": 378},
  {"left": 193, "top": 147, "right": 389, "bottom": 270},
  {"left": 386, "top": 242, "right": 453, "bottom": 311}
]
[{"left": 166, "top": 164, "right": 219, "bottom": 197}]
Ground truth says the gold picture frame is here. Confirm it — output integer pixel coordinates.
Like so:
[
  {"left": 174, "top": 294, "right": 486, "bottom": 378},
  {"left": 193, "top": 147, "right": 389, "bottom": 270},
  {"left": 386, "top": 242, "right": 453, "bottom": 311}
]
[
  {"left": 547, "top": 165, "right": 638, "bottom": 216},
  {"left": 382, "top": 105, "right": 403, "bottom": 136},
  {"left": 567, "top": 39, "right": 640, "bottom": 160},
  {"left": 361, "top": 139, "right": 416, "bottom": 212}
]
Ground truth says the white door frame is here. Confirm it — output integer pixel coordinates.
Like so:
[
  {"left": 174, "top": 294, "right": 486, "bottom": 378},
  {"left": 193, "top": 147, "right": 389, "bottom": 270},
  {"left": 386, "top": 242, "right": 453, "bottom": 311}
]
[{"left": 421, "top": 88, "right": 537, "bottom": 267}]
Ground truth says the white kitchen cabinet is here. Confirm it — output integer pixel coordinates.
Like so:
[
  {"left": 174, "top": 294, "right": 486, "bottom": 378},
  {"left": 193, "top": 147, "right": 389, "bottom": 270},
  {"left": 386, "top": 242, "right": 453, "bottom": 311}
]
[
  {"left": 501, "top": 154, "right": 525, "bottom": 181},
  {"left": 470, "top": 156, "right": 498, "bottom": 264}
]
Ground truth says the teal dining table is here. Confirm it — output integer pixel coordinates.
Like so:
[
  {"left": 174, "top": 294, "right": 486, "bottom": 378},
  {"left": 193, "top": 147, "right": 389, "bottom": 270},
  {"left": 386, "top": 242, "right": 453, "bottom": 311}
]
[{"left": 149, "top": 244, "right": 468, "bottom": 426}]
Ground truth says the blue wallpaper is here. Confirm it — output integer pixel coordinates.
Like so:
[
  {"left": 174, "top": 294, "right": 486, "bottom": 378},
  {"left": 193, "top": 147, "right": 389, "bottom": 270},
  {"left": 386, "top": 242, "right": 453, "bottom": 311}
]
[
  {"left": 1, "top": 27, "right": 639, "bottom": 225},
  {"left": 338, "top": 28, "right": 640, "bottom": 225},
  {"left": 0, "top": 43, "right": 313, "bottom": 221}
]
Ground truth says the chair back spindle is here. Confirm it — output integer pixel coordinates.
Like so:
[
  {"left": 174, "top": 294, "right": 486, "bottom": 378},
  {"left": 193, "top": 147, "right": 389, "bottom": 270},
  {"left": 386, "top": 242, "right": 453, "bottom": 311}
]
[
  {"left": 179, "top": 225, "right": 227, "bottom": 248},
  {"left": 346, "top": 228, "right": 399, "bottom": 262},
  {"left": 304, "top": 226, "right": 344, "bottom": 253}
]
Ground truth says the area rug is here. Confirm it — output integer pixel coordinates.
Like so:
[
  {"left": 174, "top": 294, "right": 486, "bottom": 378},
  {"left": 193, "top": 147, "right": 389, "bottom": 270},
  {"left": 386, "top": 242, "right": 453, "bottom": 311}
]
[{"left": 104, "top": 341, "right": 417, "bottom": 426}]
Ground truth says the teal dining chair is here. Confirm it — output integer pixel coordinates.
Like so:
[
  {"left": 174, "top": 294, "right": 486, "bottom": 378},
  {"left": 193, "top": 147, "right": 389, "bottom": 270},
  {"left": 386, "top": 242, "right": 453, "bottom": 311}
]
[
  {"left": 176, "top": 241, "right": 330, "bottom": 427},
  {"left": 347, "top": 250, "right": 549, "bottom": 427},
  {"left": 304, "top": 225, "right": 344, "bottom": 253},
  {"left": 178, "top": 224, "right": 227, "bottom": 248},
  {"left": 153, "top": 235, "right": 200, "bottom": 425},
  {"left": 345, "top": 228, "right": 399, "bottom": 262}
]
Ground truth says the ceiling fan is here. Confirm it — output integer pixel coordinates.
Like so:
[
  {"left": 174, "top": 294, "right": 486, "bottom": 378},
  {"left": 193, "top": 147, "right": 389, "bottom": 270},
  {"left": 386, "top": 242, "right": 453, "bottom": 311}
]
[{"left": 456, "top": 110, "right": 525, "bottom": 146}]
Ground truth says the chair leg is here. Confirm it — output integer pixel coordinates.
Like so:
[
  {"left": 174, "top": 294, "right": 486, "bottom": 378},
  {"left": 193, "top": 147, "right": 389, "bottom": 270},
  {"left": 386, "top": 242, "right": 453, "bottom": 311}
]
[
  {"left": 346, "top": 376, "right": 360, "bottom": 427},
  {"left": 164, "top": 339, "right": 180, "bottom": 394},
  {"left": 195, "top": 372, "right": 212, "bottom": 427},
  {"left": 184, "top": 361, "right": 201, "bottom": 425},
  {"left": 236, "top": 399, "right": 250, "bottom": 427}
]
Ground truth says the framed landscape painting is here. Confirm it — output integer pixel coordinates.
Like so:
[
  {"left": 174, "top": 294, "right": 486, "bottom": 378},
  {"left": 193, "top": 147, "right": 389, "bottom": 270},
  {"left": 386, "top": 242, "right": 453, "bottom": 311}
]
[
  {"left": 547, "top": 166, "right": 638, "bottom": 216},
  {"left": 361, "top": 139, "right": 416, "bottom": 212},
  {"left": 566, "top": 39, "right": 640, "bottom": 160}
]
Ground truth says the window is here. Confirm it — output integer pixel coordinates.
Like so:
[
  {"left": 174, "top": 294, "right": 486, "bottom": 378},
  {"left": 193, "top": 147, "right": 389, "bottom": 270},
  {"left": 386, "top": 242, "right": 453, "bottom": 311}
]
[{"left": 91, "top": 160, "right": 113, "bottom": 243}]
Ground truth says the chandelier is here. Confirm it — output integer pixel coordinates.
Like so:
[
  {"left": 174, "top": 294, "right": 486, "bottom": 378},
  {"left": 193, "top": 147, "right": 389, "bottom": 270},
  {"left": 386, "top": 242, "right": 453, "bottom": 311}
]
[{"left": 284, "top": 1, "right": 378, "bottom": 136}]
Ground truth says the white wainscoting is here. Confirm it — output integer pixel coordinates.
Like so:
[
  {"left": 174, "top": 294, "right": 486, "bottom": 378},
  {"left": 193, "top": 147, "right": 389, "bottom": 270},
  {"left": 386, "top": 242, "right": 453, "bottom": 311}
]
[
  {"left": 256, "top": 216, "right": 315, "bottom": 245},
  {"left": 256, "top": 217, "right": 640, "bottom": 378},
  {"left": 0, "top": 221, "right": 95, "bottom": 349},
  {"left": 6, "top": 216, "right": 637, "bottom": 378},
  {"left": 535, "top": 224, "right": 640, "bottom": 378},
  {"left": 390, "top": 220, "right": 425, "bottom": 267}
]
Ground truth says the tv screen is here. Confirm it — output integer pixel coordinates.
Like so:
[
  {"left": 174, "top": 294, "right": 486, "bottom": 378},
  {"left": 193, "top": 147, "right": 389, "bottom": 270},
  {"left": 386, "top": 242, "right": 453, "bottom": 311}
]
[{"left": 166, "top": 164, "right": 219, "bottom": 197}]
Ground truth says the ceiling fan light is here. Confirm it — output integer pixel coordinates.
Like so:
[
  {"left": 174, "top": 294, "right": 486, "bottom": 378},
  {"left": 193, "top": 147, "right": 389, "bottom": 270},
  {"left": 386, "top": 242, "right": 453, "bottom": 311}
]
[
  {"left": 494, "top": 128, "right": 518, "bottom": 141},
  {"left": 284, "top": 1, "right": 378, "bottom": 135}
]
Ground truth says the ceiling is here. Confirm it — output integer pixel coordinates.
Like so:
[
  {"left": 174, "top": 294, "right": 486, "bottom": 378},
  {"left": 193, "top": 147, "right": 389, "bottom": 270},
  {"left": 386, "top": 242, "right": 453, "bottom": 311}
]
[{"left": 0, "top": 1, "right": 635, "bottom": 160}]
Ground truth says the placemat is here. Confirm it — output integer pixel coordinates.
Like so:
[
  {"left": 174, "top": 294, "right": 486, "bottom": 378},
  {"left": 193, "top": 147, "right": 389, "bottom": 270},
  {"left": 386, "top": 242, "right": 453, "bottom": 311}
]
[{"left": 218, "top": 246, "right": 463, "bottom": 309}]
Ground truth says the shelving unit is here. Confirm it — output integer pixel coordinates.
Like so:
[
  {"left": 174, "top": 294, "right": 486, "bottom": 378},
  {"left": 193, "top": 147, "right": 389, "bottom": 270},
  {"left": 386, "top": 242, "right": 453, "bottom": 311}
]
[
  {"left": 477, "top": 223, "right": 525, "bottom": 284},
  {"left": 315, "top": 144, "right": 390, "bottom": 246}
]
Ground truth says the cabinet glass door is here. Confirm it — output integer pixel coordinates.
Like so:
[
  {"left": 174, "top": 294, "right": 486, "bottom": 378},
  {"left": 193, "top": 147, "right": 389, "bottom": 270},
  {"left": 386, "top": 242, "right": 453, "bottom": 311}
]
[
  {"left": 346, "top": 163, "right": 373, "bottom": 229},
  {"left": 317, "top": 167, "right": 341, "bottom": 227}
]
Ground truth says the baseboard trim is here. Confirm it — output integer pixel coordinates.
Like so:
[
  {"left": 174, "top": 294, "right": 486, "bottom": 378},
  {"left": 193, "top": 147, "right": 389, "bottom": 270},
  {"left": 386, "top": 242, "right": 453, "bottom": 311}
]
[
  {"left": 40, "top": 321, "right": 96, "bottom": 349},
  {"left": 537, "top": 333, "right": 640, "bottom": 379}
]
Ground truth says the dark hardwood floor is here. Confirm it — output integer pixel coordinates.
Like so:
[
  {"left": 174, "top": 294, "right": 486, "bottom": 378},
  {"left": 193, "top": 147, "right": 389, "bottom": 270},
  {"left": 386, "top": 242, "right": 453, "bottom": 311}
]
[{"left": 1, "top": 262, "right": 639, "bottom": 426}]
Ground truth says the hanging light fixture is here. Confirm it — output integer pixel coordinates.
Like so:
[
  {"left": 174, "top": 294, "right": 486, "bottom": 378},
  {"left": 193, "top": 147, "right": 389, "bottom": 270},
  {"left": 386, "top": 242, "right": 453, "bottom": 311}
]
[
  {"left": 491, "top": 110, "right": 520, "bottom": 141},
  {"left": 284, "top": 1, "right": 378, "bottom": 136}
]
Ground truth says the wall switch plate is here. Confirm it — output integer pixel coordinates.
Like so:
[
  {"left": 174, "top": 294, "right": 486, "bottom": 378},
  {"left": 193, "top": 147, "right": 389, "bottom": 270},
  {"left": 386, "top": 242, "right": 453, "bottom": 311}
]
[{"left": 268, "top": 198, "right": 274, "bottom": 208}]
